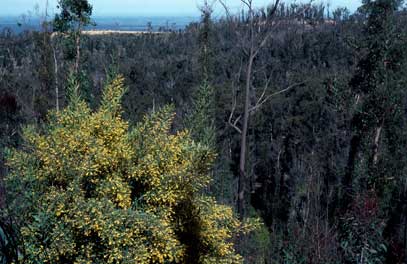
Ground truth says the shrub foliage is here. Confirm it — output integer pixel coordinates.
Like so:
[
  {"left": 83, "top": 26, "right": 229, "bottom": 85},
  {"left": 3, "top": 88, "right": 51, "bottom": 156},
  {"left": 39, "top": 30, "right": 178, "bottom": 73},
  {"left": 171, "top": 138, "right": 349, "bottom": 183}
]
[{"left": 5, "top": 75, "right": 250, "bottom": 263}]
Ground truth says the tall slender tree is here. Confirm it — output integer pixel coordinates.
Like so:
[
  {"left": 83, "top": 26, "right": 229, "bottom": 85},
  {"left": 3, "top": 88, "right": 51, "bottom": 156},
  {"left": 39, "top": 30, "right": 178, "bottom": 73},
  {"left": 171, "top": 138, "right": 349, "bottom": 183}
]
[
  {"left": 220, "top": 0, "right": 306, "bottom": 219},
  {"left": 342, "top": 0, "right": 406, "bottom": 209},
  {"left": 53, "top": 0, "right": 93, "bottom": 74}
]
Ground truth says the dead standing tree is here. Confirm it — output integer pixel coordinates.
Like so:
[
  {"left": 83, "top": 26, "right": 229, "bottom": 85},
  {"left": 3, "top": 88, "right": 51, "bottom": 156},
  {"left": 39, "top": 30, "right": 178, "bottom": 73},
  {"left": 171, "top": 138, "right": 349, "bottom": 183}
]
[
  {"left": 43, "top": 0, "right": 60, "bottom": 112},
  {"left": 219, "top": 0, "right": 308, "bottom": 219}
]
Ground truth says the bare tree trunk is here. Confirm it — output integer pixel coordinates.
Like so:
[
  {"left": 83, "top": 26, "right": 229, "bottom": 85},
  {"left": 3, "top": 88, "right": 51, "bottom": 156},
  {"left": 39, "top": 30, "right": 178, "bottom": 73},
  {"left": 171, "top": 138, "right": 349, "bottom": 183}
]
[
  {"left": 372, "top": 124, "right": 383, "bottom": 166},
  {"left": 366, "top": 118, "right": 386, "bottom": 190},
  {"left": 74, "top": 21, "right": 82, "bottom": 74},
  {"left": 52, "top": 41, "right": 59, "bottom": 112},
  {"left": 45, "top": 0, "right": 49, "bottom": 18},
  {"left": 238, "top": 53, "right": 254, "bottom": 219},
  {"left": 75, "top": 32, "right": 81, "bottom": 74},
  {"left": 219, "top": 0, "right": 284, "bottom": 220}
]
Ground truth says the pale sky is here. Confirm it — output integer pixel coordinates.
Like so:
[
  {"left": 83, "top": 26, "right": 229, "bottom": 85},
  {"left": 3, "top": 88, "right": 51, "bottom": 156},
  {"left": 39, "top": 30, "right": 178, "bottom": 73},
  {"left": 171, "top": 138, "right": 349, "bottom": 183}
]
[{"left": 0, "top": 0, "right": 362, "bottom": 16}]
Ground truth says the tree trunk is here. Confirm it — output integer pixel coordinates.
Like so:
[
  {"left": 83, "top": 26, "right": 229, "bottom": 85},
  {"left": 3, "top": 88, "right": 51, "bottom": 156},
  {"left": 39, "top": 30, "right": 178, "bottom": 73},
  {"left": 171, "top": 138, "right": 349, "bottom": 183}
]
[
  {"left": 367, "top": 119, "right": 385, "bottom": 190},
  {"left": 372, "top": 124, "right": 383, "bottom": 166},
  {"left": 237, "top": 53, "right": 254, "bottom": 220},
  {"left": 74, "top": 31, "right": 81, "bottom": 74},
  {"left": 52, "top": 40, "right": 59, "bottom": 112},
  {"left": 341, "top": 133, "right": 361, "bottom": 211}
]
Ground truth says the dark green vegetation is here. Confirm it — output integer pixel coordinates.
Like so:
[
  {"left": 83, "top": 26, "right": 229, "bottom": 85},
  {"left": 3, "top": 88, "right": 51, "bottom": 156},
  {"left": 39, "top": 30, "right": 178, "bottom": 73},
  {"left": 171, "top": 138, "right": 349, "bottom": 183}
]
[{"left": 1, "top": 0, "right": 407, "bottom": 263}]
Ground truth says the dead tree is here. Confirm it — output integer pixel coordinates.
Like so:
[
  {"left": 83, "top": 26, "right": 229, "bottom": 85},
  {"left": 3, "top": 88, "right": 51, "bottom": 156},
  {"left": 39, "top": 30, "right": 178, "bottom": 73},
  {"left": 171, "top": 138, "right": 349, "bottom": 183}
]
[{"left": 220, "top": 0, "right": 308, "bottom": 219}]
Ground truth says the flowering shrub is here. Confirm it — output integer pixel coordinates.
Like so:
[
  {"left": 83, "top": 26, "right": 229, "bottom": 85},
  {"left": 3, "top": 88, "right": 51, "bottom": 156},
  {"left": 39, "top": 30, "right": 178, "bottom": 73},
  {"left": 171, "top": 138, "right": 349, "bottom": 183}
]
[{"left": 5, "top": 75, "right": 254, "bottom": 263}]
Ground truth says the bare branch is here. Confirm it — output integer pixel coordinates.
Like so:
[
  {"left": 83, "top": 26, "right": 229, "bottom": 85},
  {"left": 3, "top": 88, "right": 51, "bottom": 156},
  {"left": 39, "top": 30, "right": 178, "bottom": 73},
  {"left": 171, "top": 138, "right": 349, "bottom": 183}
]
[
  {"left": 227, "top": 59, "right": 244, "bottom": 134},
  {"left": 269, "top": 0, "right": 281, "bottom": 18},
  {"left": 250, "top": 82, "right": 305, "bottom": 113},
  {"left": 253, "top": 72, "right": 273, "bottom": 106},
  {"left": 241, "top": 0, "right": 252, "bottom": 10},
  {"left": 228, "top": 91, "right": 242, "bottom": 134},
  {"left": 234, "top": 115, "right": 242, "bottom": 126},
  {"left": 251, "top": 0, "right": 281, "bottom": 58},
  {"left": 219, "top": 0, "right": 250, "bottom": 56},
  {"left": 218, "top": 0, "right": 232, "bottom": 20},
  {"left": 252, "top": 0, "right": 316, "bottom": 57}
]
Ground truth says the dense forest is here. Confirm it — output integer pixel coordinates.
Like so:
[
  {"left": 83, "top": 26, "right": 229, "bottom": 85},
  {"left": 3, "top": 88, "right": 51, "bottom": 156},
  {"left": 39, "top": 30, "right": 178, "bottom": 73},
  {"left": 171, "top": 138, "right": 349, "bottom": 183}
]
[{"left": 1, "top": 0, "right": 407, "bottom": 263}]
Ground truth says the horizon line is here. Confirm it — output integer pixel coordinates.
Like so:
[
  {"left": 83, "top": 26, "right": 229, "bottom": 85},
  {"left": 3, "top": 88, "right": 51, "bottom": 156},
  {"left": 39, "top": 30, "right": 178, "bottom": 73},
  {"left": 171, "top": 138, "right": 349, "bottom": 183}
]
[{"left": 0, "top": 13, "right": 201, "bottom": 18}]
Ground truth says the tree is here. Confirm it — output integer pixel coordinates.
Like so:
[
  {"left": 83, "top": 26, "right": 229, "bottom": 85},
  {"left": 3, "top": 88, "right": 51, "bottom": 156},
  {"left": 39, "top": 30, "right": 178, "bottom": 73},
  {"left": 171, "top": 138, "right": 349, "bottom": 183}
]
[
  {"left": 53, "top": 0, "right": 93, "bottom": 74},
  {"left": 339, "top": 1, "right": 407, "bottom": 262},
  {"left": 187, "top": 0, "right": 216, "bottom": 148},
  {"left": 34, "top": 4, "right": 55, "bottom": 119},
  {"left": 4, "top": 75, "right": 256, "bottom": 263},
  {"left": 187, "top": 81, "right": 216, "bottom": 148},
  {"left": 219, "top": 0, "right": 304, "bottom": 219},
  {"left": 342, "top": 0, "right": 406, "bottom": 209}
]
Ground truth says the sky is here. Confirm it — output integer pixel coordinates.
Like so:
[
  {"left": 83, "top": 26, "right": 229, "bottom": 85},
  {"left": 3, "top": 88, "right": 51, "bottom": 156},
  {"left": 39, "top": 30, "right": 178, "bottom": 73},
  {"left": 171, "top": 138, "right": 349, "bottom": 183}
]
[{"left": 0, "top": 0, "right": 362, "bottom": 17}]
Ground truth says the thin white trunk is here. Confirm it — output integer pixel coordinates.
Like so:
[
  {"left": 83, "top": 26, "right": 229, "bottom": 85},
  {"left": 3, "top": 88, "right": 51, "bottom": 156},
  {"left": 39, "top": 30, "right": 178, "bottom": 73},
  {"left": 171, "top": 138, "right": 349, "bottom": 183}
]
[
  {"left": 372, "top": 125, "right": 383, "bottom": 165},
  {"left": 52, "top": 42, "right": 59, "bottom": 112},
  {"left": 75, "top": 33, "right": 81, "bottom": 73}
]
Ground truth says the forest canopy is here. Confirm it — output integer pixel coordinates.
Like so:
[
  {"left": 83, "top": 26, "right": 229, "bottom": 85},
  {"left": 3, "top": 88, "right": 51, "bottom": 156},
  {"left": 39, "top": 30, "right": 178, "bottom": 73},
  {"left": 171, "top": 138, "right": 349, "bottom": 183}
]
[{"left": 1, "top": 0, "right": 407, "bottom": 263}]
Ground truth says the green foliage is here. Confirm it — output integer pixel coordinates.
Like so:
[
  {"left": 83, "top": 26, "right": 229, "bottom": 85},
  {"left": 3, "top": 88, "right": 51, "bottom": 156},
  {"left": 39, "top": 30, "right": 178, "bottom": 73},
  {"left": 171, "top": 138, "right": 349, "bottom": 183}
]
[
  {"left": 5, "top": 75, "right": 255, "bottom": 263},
  {"left": 198, "top": 1, "right": 214, "bottom": 80},
  {"left": 53, "top": 0, "right": 94, "bottom": 73},
  {"left": 339, "top": 193, "right": 387, "bottom": 264},
  {"left": 240, "top": 216, "right": 271, "bottom": 264},
  {"left": 187, "top": 2, "right": 216, "bottom": 148},
  {"left": 344, "top": 0, "right": 407, "bottom": 205},
  {"left": 186, "top": 81, "right": 216, "bottom": 148},
  {"left": 53, "top": 0, "right": 93, "bottom": 33},
  {"left": 3, "top": 2, "right": 407, "bottom": 262},
  {"left": 0, "top": 220, "right": 20, "bottom": 264}
]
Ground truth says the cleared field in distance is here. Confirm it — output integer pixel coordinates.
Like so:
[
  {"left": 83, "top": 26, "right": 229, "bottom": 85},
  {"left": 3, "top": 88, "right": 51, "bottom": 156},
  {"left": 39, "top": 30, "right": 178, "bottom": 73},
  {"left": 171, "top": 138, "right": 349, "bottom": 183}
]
[{"left": 82, "top": 30, "right": 166, "bottom": 35}]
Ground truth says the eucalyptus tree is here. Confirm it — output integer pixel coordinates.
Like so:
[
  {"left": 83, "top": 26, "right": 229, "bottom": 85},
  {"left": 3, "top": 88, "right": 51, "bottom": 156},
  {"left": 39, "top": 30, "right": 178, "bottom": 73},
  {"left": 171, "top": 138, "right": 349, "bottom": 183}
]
[
  {"left": 219, "top": 0, "right": 307, "bottom": 219},
  {"left": 53, "top": 0, "right": 94, "bottom": 74},
  {"left": 342, "top": 0, "right": 407, "bottom": 209}
]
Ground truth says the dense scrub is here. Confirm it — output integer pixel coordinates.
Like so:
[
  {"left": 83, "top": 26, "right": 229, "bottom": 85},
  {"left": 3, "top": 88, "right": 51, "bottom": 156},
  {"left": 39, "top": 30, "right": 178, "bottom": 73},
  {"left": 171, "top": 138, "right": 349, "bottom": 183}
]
[
  {"left": 1, "top": 0, "right": 407, "bottom": 263},
  {"left": 4, "top": 75, "right": 255, "bottom": 263}
]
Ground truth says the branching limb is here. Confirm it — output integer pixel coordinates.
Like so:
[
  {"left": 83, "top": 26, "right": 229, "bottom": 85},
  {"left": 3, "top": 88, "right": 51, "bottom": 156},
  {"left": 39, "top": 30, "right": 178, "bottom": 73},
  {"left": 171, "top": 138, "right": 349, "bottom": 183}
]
[
  {"left": 228, "top": 89, "right": 243, "bottom": 134},
  {"left": 250, "top": 82, "right": 305, "bottom": 113},
  {"left": 228, "top": 60, "right": 244, "bottom": 134}
]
